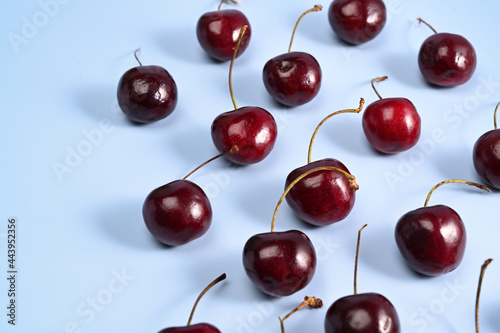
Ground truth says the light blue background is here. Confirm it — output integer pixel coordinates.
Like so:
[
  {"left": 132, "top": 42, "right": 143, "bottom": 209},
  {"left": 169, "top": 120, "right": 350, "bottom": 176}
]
[{"left": 1, "top": 0, "right": 499, "bottom": 332}]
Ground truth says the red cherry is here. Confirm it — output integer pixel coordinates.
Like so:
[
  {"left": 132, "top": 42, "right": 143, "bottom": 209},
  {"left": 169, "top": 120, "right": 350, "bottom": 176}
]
[
  {"left": 285, "top": 158, "right": 356, "bottom": 226},
  {"left": 395, "top": 180, "right": 491, "bottom": 276},
  {"left": 243, "top": 230, "right": 317, "bottom": 297},
  {"left": 211, "top": 25, "right": 278, "bottom": 165},
  {"left": 117, "top": 49, "right": 177, "bottom": 123},
  {"left": 211, "top": 106, "right": 277, "bottom": 165},
  {"left": 417, "top": 18, "right": 477, "bottom": 87},
  {"left": 285, "top": 99, "right": 363, "bottom": 226},
  {"left": 158, "top": 274, "right": 226, "bottom": 333},
  {"left": 196, "top": 1, "right": 251, "bottom": 61},
  {"left": 159, "top": 323, "right": 220, "bottom": 333},
  {"left": 325, "top": 225, "right": 401, "bottom": 333},
  {"left": 143, "top": 147, "right": 240, "bottom": 246},
  {"left": 262, "top": 5, "right": 323, "bottom": 107},
  {"left": 325, "top": 293, "right": 401, "bottom": 332},
  {"left": 143, "top": 179, "right": 212, "bottom": 246},
  {"left": 327, "top": 0, "right": 386, "bottom": 45},
  {"left": 362, "top": 76, "right": 421, "bottom": 154},
  {"left": 473, "top": 102, "right": 500, "bottom": 189},
  {"left": 243, "top": 166, "right": 355, "bottom": 297}
]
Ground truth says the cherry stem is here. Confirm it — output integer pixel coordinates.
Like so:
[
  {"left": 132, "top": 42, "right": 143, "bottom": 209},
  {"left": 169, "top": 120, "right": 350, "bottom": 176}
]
[
  {"left": 417, "top": 17, "right": 438, "bottom": 34},
  {"left": 493, "top": 102, "right": 499, "bottom": 130},
  {"left": 218, "top": 0, "right": 238, "bottom": 11},
  {"left": 279, "top": 296, "right": 323, "bottom": 333},
  {"left": 271, "top": 166, "right": 358, "bottom": 232},
  {"left": 475, "top": 259, "right": 493, "bottom": 333},
  {"left": 288, "top": 5, "right": 322, "bottom": 53},
  {"left": 371, "top": 76, "right": 388, "bottom": 100},
  {"left": 228, "top": 25, "right": 248, "bottom": 110},
  {"left": 134, "top": 48, "right": 143, "bottom": 66},
  {"left": 423, "top": 179, "right": 492, "bottom": 207},
  {"left": 307, "top": 98, "right": 365, "bottom": 164},
  {"left": 187, "top": 273, "right": 227, "bottom": 326},
  {"left": 183, "top": 146, "right": 239, "bottom": 180},
  {"left": 354, "top": 224, "right": 368, "bottom": 295}
]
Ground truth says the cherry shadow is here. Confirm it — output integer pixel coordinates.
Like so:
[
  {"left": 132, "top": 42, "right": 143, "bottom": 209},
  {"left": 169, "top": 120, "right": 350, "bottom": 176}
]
[
  {"left": 380, "top": 52, "right": 424, "bottom": 88},
  {"left": 359, "top": 222, "right": 418, "bottom": 280},
  {"left": 94, "top": 199, "right": 166, "bottom": 250}
]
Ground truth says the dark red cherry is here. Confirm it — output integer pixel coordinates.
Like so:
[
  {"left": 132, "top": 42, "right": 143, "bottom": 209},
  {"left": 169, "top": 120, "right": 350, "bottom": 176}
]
[
  {"left": 417, "top": 18, "right": 477, "bottom": 87},
  {"left": 285, "top": 158, "right": 356, "bottom": 226},
  {"left": 262, "top": 5, "right": 323, "bottom": 107},
  {"left": 325, "top": 293, "right": 401, "bottom": 332},
  {"left": 263, "top": 52, "right": 321, "bottom": 107},
  {"left": 362, "top": 77, "right": 421, "bottom": 154},
  {"left": 242, "top": 230, "right": 316, "bottom": 297},
  {"left": 395, "top": 180, "right": 491, "bottom": 276},
  {"left": 196, "top": 1, "right": 251, "bottom": 61},
  {"left": 284, "top": 99, "right": 364, "bottom": 226},
  {"left": 211, "top": 25, "right": 277, "bottom": 165},
  {"left": 159, "top": 323, "right": 220, "bottom": 333},
  {"left": 211, "top": 106, "right": 277, "bottom": 165},
  {"left": 158, "top": 273, "right": 226, "bottom": 333},
  {"left": 473, "top": 103, "right": 500, "bottom": 189},
  {"left": 395, "top": 204, "right": 466, "bottom": 276},
  {"left": 143, "top": 179, "right": 212, "bottom": 246},
  {"left": 328, "top": 0, "right": 386, "bottom": 45},
  {"left": 117, "top": 49, "right": 177, "bottom": 123},
  {"left": 325, "top": 225, "right": 401, "bottom": 333}
]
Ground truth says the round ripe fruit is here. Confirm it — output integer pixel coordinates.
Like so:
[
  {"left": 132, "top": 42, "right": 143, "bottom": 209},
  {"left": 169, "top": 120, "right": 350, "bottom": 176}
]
[
  {"left": 362, "top": 76, "right": 421, "bottom": 154},
  {"left": 196, "top": 1, "right": 251, "bottom": 61},
  {"left": 417, "top": 18, "right": 477, "bottom": 87},
  {"left": 472, "top": 102, "right": 500, "bottom": 189},
  {"left": 328, "top": 0, "right": 387, "bottom": 45},
  {"left": 117, "top": 49, "right": 177, "bottom": 123}
]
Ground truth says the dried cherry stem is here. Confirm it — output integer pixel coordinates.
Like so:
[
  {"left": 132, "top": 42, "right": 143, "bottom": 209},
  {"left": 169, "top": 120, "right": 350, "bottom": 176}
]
[
  {"left": 493, "top": 102, "right": 499, "bottom": 130},
  {"left": 475, "top": 259, "right": 493, "bottom": 333},
  {"left": 423, "top": 179, "right": 492, "bottom": 207},
  {"left": 288, "top": 5, "right": 322, "bottom": 53},
  {"left": 417, "top": 18, "right": 437, "bottom": 34},
  {"left": 270, "top": 166, "right": 358, "bottom": 232},
  {"left": 183, "top": 146, "right": 239, "bottom": 179},
  {"left": 134, "top": 48, "right": 143, "bottom": 66},
  {"left": 354, "top": 224, "right": 368, "bottom": 295},
  {"left": 218, "top": 0, "right": 238, "bottom": 11},
  {"left": 279, "top": 296, "right": 323, "bottom": 333},
  {"left": 371, "top": 76, "right": 388, "bottom": 100},
  {"left": 228, "top": 25, "right": 248, "bottom": 110},
  {"left": 187, "top": 273, "right": 227, "bottom": 326},
  {"left": 307, "top": 98, "right": 365, "bottom": 164}
]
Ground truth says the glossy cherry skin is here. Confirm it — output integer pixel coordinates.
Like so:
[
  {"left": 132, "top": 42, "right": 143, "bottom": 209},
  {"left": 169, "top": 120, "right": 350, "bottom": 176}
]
[
  {"left": 285, "top": 158, "right": 355, "bottom": 226},
  {"left": 158, "top": 323, "right": 220, "bottom": 333},
  {"left": 263, "top": 51, "right": 321, "bottom": 107},
  {"left": 242, "top": 230, "right": 316, "bottom": 297},
  {"left": 117, "top": 65, "right": 177, "bottom": 123},
  {"left": 211, "top": 106, "right": 278, "bottom": 165},
  {"left": 196, "top": 9, "right": 251, "bottom": 61},
  {"left": 325, "top": 293, "right": 401, "bottom": 333},
  {"left": 328, "top": 0, "right": 386, "bottom": 45},
  {"left": 418, "top": 33, "right": 477, "bottom": 87},
  {"left": 473, "top": 129, "right": 500, "bottom": 189},
  {"left": 395, "top": 204, "right": 466, "bottom": 276},
  {"left": 362, "top": 98, "right": 421, "bottom": 154},
  {"left": 142, "top": 180, "right": 212, "bottom": 246}
]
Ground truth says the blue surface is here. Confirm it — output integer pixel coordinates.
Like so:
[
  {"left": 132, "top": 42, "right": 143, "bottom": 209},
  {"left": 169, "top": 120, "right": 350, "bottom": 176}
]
[{"left": 1, "top": 0, "right": 500, "bottom": 332}]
